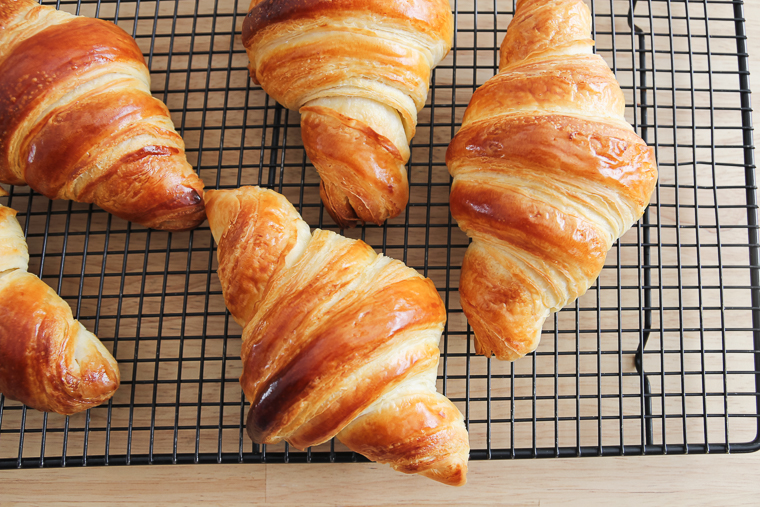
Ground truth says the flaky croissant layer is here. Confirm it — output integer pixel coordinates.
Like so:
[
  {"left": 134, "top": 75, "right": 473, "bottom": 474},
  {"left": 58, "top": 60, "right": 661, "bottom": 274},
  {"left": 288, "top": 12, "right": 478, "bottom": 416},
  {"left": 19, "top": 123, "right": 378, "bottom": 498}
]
[
  {"left": 0, "top": 0, "right": 205, "bottom": 231},
  {"left": 0, "top": 204, "right": 120, "bottom": 415},
  {"left": 206, "top": 186, "right": 469, "bottom": 486},
  {"left": 242, "top": 0, "right": 453, "bottom": 227},
  {"left": 446, "top": 0, "right": 658, "bottom": 361}
]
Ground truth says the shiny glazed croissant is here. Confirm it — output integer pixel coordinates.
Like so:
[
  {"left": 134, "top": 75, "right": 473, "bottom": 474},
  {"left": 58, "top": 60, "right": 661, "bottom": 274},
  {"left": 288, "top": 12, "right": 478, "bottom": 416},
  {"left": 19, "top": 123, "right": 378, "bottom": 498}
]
[
  {"left": 205, "top": 186, "right": 469, "bottom": 485},
  {"left": 242, "top": 0, "right": 453, "bottom": 228},
  {"left": 446, "top": 0, "right": 658, "bottom": 361},
  {"left": 0, "top": 0, "right": 205, "bottom": 231},
  {"left": 0, "top": 202, "right": 120, "bottom": 415}
]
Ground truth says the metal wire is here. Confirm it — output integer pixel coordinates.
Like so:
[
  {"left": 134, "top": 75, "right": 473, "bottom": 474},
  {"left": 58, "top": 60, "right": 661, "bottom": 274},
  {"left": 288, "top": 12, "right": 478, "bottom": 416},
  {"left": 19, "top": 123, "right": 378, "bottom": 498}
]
[{"left": 0, "top": 0, "right": 757, "bottom": 468}]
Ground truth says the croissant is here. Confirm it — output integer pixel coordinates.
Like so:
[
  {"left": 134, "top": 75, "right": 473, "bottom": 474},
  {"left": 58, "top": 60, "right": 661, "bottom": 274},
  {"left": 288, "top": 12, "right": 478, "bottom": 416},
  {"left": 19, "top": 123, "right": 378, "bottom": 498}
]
[
  {"left": 446, "top": 0, "right": 658, "bottom": 361},
  {"left": 205, "top": 186, "right": 469, "bottom": 485},
  {"left": 0, "top": 0, "right": 205, "bottom": 231},
  {"left": 0, "top": 202, "right": 120, "bottom": 415},
  {"left": 242, "top": 0, "right": 453, "bottom": 227}
]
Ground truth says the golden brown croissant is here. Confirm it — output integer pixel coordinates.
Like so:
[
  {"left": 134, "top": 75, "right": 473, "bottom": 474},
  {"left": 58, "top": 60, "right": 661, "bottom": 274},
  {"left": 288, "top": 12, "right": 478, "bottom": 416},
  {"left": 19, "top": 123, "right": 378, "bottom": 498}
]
[
  {"left": 242, "top": 0, "right": 453, "bottom": 227},
  {"left": 446, "top": 0, "right": 658, "bottom": 361},
  {"left": 205, "top": 186, "right": 469, "bottom": 485},
  {"left": 0, "top": 0, "right": 205, "bottom": 231},
  {"left": 0, "top": 203, "right": 120, "bottom": 415}
]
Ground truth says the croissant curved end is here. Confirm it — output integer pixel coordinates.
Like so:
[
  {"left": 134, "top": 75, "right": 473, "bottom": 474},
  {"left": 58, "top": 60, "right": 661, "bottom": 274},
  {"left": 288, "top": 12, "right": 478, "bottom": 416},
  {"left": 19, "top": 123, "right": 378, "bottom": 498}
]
[
  {"left": 420, "top": 458, "right": 469, "bottom": 487},
  {"left": 300, "top": 105, "right": 409, "bottom": 228},
  {"left": 205, "top": 189, "right": 243, "bottom": 244},
  {"left": 142, "top": 186, "right": 206, "bottom": 232},
  {"left": 0, "top": 269, "right": 120, "bottom": 415},
  {"left": 67, "top": 323, "right": 121, "bottom": 409},
  {"left": 338, "top": 389, "right": 470, "bottom": 486}
]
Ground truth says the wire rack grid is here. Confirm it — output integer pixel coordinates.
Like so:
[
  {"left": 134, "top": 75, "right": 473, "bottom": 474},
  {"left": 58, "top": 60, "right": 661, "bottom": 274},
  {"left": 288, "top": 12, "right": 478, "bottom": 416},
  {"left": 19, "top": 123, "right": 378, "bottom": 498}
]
[{"left": 0, "top": 0, "right": 757, "bottom": 468}]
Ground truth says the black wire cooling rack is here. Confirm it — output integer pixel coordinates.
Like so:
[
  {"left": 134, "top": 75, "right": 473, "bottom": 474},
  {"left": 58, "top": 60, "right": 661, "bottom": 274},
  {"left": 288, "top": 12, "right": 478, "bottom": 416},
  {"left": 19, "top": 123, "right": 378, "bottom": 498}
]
[{"left": 0, "top": 0, "right": 757, "bottom": 468}]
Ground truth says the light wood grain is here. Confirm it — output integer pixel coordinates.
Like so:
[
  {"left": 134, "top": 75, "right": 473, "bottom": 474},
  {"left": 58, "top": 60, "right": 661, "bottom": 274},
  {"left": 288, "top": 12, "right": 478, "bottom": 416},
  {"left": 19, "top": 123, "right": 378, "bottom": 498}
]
[
  {"left": 2, "top": 454, "right": 760, "bottom": 506},
  {"left": 1, "top": 0, "right": 759, "bottom": 504}
]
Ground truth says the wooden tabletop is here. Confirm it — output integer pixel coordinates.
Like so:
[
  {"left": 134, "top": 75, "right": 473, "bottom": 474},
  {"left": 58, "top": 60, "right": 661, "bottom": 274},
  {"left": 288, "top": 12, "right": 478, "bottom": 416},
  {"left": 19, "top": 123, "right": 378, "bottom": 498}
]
[{"left": 3, "top": 1, "right": 760, "bottom": 505}]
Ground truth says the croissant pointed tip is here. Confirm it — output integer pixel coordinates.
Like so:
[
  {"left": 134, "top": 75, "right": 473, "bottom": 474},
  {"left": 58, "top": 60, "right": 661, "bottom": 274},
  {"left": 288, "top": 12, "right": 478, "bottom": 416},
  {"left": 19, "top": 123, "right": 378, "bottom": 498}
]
[{"left": 421, "top": 462, "right": 468, "bottom": 487}]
